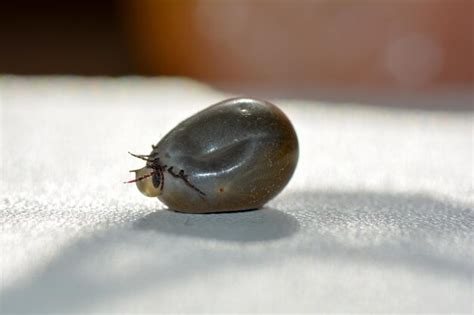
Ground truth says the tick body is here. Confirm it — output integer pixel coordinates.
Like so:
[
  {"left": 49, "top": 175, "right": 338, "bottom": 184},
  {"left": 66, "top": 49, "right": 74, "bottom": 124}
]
[{"left": 129, "top": 97, "right": 298, "bottom": 214}]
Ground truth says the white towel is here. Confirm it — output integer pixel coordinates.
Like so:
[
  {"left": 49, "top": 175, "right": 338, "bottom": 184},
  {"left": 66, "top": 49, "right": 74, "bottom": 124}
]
[{"left": 1, "top": 77, "right": 472, "bottom": 313}]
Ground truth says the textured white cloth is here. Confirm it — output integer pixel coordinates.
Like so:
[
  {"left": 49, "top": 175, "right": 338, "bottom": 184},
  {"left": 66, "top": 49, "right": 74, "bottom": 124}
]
[{"left": 1, "top": 77, "right": 472, "bottom": 313}]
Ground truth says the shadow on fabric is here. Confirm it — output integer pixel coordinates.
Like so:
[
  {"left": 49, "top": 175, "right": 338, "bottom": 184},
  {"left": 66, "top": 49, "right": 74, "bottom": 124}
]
[
  {"left": 133, "top": 207, "right": 300, "bottom": 242},
  {"left": 1, "top": 190, "right": 472, "bottom": 313}
]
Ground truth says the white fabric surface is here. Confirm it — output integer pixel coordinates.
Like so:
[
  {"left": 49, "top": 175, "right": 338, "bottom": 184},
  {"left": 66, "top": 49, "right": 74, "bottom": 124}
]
[{"left": 1, "top": 77, "right": 472, "bottom": 313}]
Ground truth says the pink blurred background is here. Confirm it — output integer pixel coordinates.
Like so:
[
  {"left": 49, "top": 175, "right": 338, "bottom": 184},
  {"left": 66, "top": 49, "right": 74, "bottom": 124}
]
[{"left": 1, "top": 0, "right": 472, "bottom": 103}]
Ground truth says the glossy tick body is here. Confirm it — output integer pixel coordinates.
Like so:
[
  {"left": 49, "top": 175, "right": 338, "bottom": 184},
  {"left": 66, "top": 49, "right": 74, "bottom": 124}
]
[{"left": 127, "top": 97, "right": 299, "bottom": 214}]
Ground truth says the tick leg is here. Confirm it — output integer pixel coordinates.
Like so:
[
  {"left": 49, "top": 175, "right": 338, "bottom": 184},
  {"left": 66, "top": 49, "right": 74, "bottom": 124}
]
[
  {"left": 129, "top": 151, "right": 160, "bottom": 161},
  {"left": 128, "top": 152, "right": 152, "bottom": 162},
  {"left": 167, "top": 167, "right": 206, "bottom": 197},
  {"left": 123, "top": 171, "right": 156, "bottom": 184}
]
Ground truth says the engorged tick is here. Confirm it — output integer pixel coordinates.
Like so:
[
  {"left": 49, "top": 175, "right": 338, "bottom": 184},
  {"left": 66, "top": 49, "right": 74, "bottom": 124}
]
[{"left": 125, "top": 97, "right": 299, "bottom": 214}]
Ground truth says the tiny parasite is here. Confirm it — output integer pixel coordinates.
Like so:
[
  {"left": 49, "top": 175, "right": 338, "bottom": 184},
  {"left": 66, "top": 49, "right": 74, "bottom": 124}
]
[{"left": 126, "top": 97, "right": 298, "bottom": 213}]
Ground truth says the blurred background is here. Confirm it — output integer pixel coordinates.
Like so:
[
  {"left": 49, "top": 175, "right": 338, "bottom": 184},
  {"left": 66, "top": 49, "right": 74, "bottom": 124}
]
[{"left": 1, "top": 0, "right": 472, "bottom": 106}]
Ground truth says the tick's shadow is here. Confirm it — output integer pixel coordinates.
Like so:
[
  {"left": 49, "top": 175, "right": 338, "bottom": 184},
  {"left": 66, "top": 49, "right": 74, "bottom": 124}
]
[
  {"left": 133, "top": 207, "right": 300, "bottom": 242},
  {"left": 2, "top": 190, "right": 472, "bottom": 313}
]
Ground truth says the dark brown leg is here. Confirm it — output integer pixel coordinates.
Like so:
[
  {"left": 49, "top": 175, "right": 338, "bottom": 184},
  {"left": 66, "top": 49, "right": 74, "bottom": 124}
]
[
  {"left": 167, "top": 167, "right": 206, "bottom": 197},
  {"left": 128, "top": 152, "right": 152, "bottom": 162},
  {"left": 123, "top": 171, "right": 156, "bottom": 184}
]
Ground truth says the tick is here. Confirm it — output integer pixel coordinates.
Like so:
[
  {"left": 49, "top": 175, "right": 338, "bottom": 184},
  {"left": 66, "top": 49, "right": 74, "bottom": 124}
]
[{"left": 126, "top": 97, "right": 298, "bottom": 214}]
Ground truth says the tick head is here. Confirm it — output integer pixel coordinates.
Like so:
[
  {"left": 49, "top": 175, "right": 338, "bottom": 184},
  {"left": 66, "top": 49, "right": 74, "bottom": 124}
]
[{"left": 127, "top": 167, "right": 162, "bottom": 197}]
